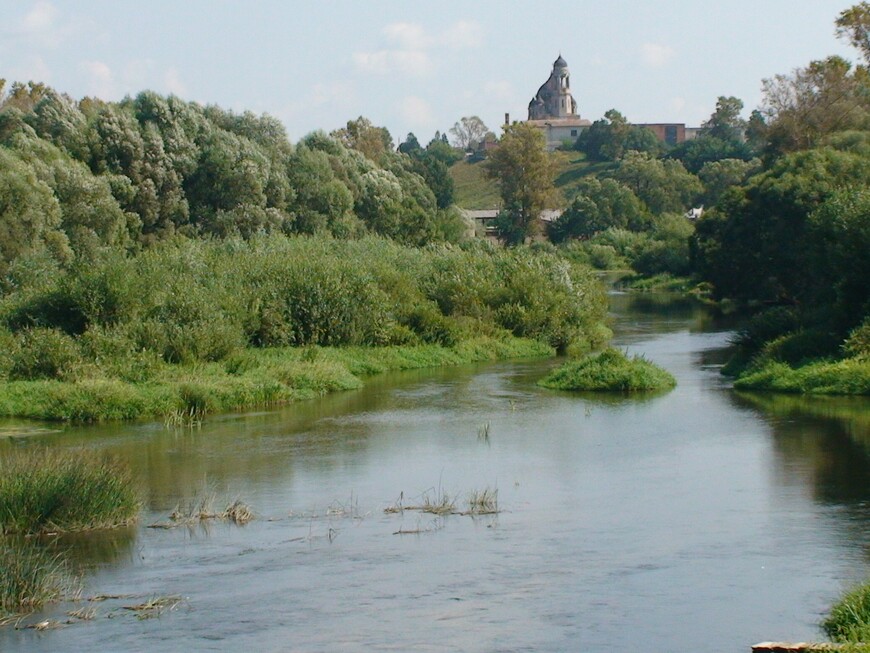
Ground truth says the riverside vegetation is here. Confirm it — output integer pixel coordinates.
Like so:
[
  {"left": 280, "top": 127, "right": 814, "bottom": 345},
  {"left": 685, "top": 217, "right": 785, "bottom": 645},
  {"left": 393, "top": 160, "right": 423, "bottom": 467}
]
[
  {"left": 0, "top": 448, "right": 138, "bottom": 620},
  {"left": 0, "top": 235, "right": 608, "bottom": 422}
]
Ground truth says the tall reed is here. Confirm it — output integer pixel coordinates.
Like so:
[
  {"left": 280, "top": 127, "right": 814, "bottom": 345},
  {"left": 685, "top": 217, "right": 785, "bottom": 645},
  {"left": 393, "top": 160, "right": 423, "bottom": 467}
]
[{"left": 0, "top": 449, "right": 139, "bottom": 534}]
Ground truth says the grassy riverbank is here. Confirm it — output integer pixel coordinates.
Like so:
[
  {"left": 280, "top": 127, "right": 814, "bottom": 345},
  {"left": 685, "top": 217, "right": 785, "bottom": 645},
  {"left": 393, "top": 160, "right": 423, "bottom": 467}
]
[
  {"left": 0, "top": 337, "right": 554, "bottom": 422},
  {"left": 538, "top": 347, "right": 676, "bottom": 393},
  {"left": 823, "top": 581, "right": 870, "bottom": 644}
]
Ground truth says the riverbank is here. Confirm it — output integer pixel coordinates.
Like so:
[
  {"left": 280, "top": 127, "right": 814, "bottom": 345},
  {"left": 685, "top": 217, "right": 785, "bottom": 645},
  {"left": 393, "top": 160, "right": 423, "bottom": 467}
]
[{"left": 0, "top": 337, "right": 553, "bottom": 422}]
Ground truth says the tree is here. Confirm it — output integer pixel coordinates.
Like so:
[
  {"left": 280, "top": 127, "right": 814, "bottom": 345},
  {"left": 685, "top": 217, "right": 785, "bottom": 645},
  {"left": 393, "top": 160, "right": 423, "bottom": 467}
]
[
  {"left": 332, "top": 116, "right": 393, "bottom": 161},
  {"left": 398, "top": 132, "right": 421, "bottom": 155},
  {"left": 702, "top": 96, "right": 747, "bottom": 142},
  {"left": 484, "top": 123, "right": 557, "bottom": 245},
  {"left": 698, "top": 158, "right": 760, "bottom": 206},
  {"left": 449, "top": 116, "right": 489, "bottom": 151},
  {"left": 609, "top": 151, "right": 702, "bottom": 215},
  {"left": 425, "top": 135, "right": 463, "bottom": 165},
  {"left": 761, "top": 56, "right": 870, "bottom": 156},
  {"left": 836, "top": 2, "right": 870, "bottom": 63},
  {"left": 549, "top": 178, "right": 649, "bottom": 242},
  {"left": 693, "top": 146, "right": 870, "bottom": 304},
  {"left": 575, "top": 109, "right": 660, "bottom": 160}
]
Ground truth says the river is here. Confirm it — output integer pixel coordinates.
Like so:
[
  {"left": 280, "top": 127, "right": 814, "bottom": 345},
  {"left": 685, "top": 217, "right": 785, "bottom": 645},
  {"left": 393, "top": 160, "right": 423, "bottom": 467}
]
[{"left": 1, "top": 291, "right": 869, "bottom": 652}]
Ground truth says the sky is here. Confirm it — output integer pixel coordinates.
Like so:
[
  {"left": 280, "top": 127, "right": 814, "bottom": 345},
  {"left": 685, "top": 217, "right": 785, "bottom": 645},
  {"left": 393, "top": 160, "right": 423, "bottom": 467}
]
[{"left": 0, "top": 1, "right": 860, "bottom": 144}]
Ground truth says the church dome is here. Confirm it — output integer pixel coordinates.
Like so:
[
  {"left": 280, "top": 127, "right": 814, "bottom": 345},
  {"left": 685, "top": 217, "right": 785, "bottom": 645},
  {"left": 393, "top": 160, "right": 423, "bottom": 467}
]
[{"left": 553, "top": 54, "right": 568, "bottom": 68}]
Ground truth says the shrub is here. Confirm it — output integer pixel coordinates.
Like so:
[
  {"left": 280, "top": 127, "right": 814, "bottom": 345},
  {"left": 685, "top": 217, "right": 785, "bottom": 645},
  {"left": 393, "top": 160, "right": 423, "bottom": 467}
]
[{"left": 9, "top": 328, "right": 81, "bottom": 381}]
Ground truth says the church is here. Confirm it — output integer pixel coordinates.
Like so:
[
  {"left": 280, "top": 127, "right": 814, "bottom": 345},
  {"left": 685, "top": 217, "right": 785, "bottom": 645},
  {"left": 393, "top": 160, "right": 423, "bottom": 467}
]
[{"left": 525, "top": 55, "right": 591, "bottom": 151}]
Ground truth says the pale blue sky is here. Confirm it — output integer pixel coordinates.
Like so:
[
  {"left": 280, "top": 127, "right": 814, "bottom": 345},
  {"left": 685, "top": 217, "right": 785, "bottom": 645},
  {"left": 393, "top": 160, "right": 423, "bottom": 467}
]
[{"left": 0, "top": 1, "right": 859, "bottom": 143}]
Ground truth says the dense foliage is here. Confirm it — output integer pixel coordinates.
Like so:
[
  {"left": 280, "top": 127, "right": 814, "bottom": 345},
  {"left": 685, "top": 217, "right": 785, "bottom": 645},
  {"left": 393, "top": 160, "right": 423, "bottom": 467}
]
[
  {"left": 0, "top": 86, "right": 467, "bottom": 279},
  {"left": 0, "top": 235, "right": 608, "bottom": 420},
  {"left": 690, "top": 3, "right": 870, "bottom": 393}
]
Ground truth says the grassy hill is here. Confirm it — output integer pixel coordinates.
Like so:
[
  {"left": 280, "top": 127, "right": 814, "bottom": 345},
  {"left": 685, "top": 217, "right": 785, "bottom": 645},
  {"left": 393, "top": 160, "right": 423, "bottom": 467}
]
[{"left": 450, "top": 151, "right": 616, "bottom": 209}]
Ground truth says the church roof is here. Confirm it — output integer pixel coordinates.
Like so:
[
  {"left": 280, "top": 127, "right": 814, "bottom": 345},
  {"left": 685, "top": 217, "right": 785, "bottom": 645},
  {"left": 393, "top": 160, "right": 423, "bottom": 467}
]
[{"left": 553, "top": 54, "right": 567, "bottom": 68}]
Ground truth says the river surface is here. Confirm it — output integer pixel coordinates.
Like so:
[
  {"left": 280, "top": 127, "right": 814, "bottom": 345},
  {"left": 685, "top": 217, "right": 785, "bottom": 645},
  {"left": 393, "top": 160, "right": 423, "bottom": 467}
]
[{"left": 1, "top": 292, "right": 869, "bottom": 652}]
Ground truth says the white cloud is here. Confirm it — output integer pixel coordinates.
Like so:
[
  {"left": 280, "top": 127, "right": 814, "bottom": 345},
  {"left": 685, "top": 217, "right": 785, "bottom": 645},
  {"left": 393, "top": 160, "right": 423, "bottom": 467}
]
[
  {"left": 17, "top": 1, "right": 71, "bottom": 48},
  {"left": 354, "top": 20, "right": 481, "bottom": 77},
  {"left": 352, "top": 50, "right": 432, "bottom": 76},
  {"left": 81, "top": 60, "right": 116, "bottom": 98},
  {"left": 641, "top": 43, "right": 676, "bottom": 68},
  {"left": 399, "top": 95, "right": 435, "bottom": 129},
  {"left": 383, "top": 22, "right": 432, "bottom": 50},
  {"left": 441, "top": 21, "right": 482, "bottom": 50}
]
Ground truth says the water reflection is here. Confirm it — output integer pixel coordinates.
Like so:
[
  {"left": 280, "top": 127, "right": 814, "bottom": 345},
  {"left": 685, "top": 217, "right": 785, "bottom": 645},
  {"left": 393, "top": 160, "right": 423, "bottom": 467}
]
[{"left": 2, "top": 293, "right": 870, "bottom": 653}]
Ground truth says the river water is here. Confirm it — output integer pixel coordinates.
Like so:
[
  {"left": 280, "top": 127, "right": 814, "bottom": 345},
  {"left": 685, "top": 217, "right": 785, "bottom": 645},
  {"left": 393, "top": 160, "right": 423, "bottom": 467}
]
[{"left": 1, "top": 292, "right": 869, "bottom": 652}]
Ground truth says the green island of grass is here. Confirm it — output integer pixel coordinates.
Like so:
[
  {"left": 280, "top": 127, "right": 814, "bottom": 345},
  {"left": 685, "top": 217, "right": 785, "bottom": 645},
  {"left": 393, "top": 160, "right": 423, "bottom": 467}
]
[
  {"left": 733, "top": 357, "right": 870, "bottom": 395},
  {"left": 538, "top": 347, "right": 676, "bottom": 392}
]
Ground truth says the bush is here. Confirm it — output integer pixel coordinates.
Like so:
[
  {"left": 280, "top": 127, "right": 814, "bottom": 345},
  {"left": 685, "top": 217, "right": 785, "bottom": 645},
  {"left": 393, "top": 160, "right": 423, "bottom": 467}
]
[{"left": 9, "top": 328, "right": 81, "bottom": 380}]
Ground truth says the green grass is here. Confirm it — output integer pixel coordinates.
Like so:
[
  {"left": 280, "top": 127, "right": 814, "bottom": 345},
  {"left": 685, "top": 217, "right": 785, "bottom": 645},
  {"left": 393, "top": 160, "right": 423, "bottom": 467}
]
[
  {"left": 0, "top": 540, "right": 77, "bottom": 618},
  {"left": 0, "top": 337, "right": 554, "bottom": 422},
  {"left": 0, "top": 449, "right": 139, "bottom": 534},
  {"left": 450, "top": 151, "right": 612, "bottom": 210},
  {"left": 734, "top": 357, "right": 870, "bottom": 395},
  {"left": 538, "top": 347, "right": 676, "bottom": 392},
  {"left": 450, "top": 160, "right": 502, "bottom": 209},
  {"left": 823, "top": 581, "right": 870, "bottom": 644}
]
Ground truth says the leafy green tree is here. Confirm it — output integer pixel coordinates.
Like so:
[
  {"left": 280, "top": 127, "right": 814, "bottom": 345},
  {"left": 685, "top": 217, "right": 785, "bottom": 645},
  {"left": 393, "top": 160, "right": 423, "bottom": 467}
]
[
  {"left": 485, "top": 123, "right": 558, "bottom": 244},
  {"left": 425, "top": 135, "right": 463, "bottom": 165},
  {"left": 549, "top": 178, "right": 649, "bottom": 242},
  {"left": 808, "top": 188, "right": 870, "bottom": 331},
  {"left": 576, "top": 109, "right": 660, "bottom": 161},
  {"left": 0, "top": 148, "right": 68, "bottom": 273},
  {"left": 24, "top": 90, "right": 88, "bottom": 159},
  {"left": 702, "top": 96, "right": 747, "bottom": 142},
  {"left": 609, "top": 151, "right": 702, "bottom": 214},
  {"left": 698, "top": 158, "right": 760, "bottom": 206},
  {"left": 693, "top": 146, "right": 870, "bottom": 303},
  {"left": 398, "top": 132, "right": 422, "bottom": 154},
  {"left": 761, "top": 56, "right": 870, "bottom": 156}
]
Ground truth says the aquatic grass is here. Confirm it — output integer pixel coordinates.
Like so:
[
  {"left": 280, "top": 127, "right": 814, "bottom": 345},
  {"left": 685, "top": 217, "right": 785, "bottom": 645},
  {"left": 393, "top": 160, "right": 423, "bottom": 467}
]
[
  {"left": 0, "top": 540, "right": 78, "bottom": 618},
  {"left": 150, "top": 493, "right": 255, "bottom": 528},
  {"left": 823, "top": 581, "right": 870, "bottom": 643},
  {"left": 465, "top": 487, "right": 499, "bottom": 515},
  {"left": 0, "top": 449, "right": 139, "bottom": 535},
  {"left": 734, "top": 357, "right": 870, "bottom": 395},
  {"left": 539, "top": 347, "right": 676, "bottom": 393}
]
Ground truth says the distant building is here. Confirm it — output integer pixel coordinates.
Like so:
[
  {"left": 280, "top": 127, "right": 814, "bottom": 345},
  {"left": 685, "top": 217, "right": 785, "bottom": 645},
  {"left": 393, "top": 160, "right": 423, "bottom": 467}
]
[
  {"left": 525, "top": 55, "right": 590, "bottom": 151},
  {"left": 634, "top": 123, "right": 702, "bottom": 146}
]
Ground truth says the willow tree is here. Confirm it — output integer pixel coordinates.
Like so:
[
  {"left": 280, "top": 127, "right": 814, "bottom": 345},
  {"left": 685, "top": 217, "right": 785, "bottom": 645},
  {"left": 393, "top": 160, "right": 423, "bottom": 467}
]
[{"left": 485, "top": 123, "right": 557, "bottom": 245}]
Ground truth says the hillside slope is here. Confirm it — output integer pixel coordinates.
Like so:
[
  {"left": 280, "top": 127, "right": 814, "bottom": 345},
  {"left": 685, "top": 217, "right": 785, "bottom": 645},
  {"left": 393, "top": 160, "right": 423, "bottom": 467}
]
[{"left": 450, "top": 151, "right": 615, "bottom": 209}]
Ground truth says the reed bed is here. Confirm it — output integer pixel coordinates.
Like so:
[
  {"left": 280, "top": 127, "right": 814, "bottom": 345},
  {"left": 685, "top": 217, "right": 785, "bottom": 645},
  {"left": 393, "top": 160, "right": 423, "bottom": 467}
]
[
  {"left": 0, "top": 540, "right": 78, "bottom": 619},
  {"left": 0, "top": 449, "right": 139, "bottom": 535}
]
